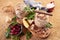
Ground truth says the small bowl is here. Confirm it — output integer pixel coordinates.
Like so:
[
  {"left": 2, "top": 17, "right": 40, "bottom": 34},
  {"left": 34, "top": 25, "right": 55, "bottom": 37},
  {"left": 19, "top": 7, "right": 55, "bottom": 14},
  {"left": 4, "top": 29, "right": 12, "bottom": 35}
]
[{"left": 9, "top": 23, "right": 23, "bottom": 36}]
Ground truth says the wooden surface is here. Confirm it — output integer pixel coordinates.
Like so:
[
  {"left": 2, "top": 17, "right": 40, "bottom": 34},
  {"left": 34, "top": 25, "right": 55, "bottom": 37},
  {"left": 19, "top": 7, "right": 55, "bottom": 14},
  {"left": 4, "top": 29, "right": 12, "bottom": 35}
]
[{"left": 0, "top": 0, "right": 60, "bottom": 40}]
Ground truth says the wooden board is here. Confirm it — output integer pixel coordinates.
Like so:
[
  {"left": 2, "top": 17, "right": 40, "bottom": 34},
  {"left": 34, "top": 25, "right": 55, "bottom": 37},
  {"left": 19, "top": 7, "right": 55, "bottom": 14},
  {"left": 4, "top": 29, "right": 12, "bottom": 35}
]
[{"left": 0, "top": 0, "right": 60, "bottom": 40}]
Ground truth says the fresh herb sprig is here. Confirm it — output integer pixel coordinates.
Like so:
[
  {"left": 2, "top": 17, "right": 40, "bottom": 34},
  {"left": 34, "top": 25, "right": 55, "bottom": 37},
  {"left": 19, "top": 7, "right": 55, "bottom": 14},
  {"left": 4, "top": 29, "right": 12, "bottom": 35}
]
[
  {"left": 11, "top": 16, "right": 18, "bottom": 26},
  {"left": 26, "top": 31, "right": 32, "bottom": 40},
  {"left": 12, "top": 36, "right": 20, "bottom": 40},
  {"left": 6, "top": 27, "right": 11, "bottom": 38},
  {"left": 24, "top": 7, "right": 35, "bottom": 20},
  {"left": 6, "top": 16, "right": 17, "bottom": 38},
  {"left": 26, "top": 11, "right": 35, "bottom": 20},
  {"left": 6, "top": 16, "right": 18, "bottom": 38},
  {"left": 46, "top": 22, "right": 52, "bottom": 28}
]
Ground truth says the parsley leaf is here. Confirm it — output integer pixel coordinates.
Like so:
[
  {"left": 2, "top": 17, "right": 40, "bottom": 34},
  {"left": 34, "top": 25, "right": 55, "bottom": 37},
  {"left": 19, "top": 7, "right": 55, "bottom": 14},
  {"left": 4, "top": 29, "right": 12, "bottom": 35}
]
[
  {"left": 11, "top": 21, "right": 18, "bottom": 26},
  {"left": 46, "top": 22, "right": 52, "bottom": 28},
  {"left": 26, "top": 31, "right": 32, "bottom": 40},
  {"left": 11, "top": 16, "right": 18, "bottom": 26},
  {"left": 24, "top": 7, "right": 35, "bottom": 20},
  {"left": 6, "top": 27, "right": 11, "bottom": 38},
  {"left": 12, "top": 16, "right": 17, "bottom": 22},
  {"left": 24, "top": 7, "right": 31, "bottom": 12},
  {"left": 26, "top": 11, "right": 35, "bottom": 20},
  {"left": 12, "top": 36, "right": 20, "bottom": 40}
]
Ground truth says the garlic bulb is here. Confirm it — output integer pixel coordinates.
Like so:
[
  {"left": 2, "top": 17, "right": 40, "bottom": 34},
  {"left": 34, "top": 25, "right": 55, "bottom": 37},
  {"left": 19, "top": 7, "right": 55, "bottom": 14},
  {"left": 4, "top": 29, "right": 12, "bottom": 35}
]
[
  {"left": 15, "top": 3, "right": 27, "bottom": 18},
  {"left": 46, "top": 1, "right": 55, "bottom": 9}
]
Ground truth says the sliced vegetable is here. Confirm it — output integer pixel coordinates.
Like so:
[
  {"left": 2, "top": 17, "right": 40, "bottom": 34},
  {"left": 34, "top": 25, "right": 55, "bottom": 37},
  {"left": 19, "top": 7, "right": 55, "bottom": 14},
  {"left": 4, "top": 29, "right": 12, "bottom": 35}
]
[{"left": 23, "top": 18, "right": 29, "bottom": 28}]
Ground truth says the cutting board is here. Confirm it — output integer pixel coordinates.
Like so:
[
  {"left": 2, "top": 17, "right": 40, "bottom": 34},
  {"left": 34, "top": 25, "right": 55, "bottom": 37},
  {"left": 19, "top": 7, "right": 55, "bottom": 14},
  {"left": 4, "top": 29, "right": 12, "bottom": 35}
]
[{"left": 0, "top": 0, "right": 60, "bottom": 40}]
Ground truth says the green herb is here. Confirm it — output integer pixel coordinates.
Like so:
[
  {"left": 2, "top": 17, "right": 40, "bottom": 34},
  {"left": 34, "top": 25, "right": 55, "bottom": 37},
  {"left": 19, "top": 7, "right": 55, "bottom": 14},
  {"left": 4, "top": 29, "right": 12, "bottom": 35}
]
[
  {"left": 26, "top": 31, "right": 32, "bottom": 40},
  {"left": 6, "top": 27, "right": 11, "bottom": 38},
  {"left": 24, "top": 7, "right": 31, "bottom": 13},
  {"left": 11, "top": 21, "right": 18, "bottom": 26},
  {"left": 46, "top": 22, "right": 52, "bottom": 28},
  {"left": 24, "top": 7, "right": 35, "bottom": 20},
  {"left": 12, "top": 36, "right": 20, "bottom": 40},
  {"left": 27, "top": 11, "right": 35, "bottom": 20},
  {"left": 12, "top": 32, "right": 24, "bottom": 40},
  {"left": 12, "top": 16, "right": 17, "bottom": 22},
  {"left": 11, "top": 16, "right": 18, "bottom": 26},
  {"left": 6, "top": 16, "right": 18, "bottom": 38}
]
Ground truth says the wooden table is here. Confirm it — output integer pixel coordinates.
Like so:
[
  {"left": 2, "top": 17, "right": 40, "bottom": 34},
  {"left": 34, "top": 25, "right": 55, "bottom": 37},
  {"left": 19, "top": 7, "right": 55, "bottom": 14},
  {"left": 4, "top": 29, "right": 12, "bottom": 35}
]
[{"left": 0, "top": 0, "right": 60, "bottom": 40}]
